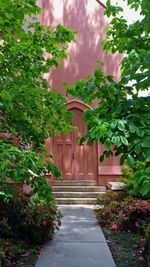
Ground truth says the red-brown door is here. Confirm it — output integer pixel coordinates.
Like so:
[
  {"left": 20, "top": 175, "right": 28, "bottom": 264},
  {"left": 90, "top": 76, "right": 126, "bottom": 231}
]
[{"left": 53, "top": 108, "right": 97, "bottom": 180}]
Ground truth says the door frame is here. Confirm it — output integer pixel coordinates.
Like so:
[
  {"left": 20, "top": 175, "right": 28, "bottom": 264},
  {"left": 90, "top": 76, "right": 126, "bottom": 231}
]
[
  {"left": 52, "top": 100, "right": 98, "bottom": 181},
  {"left": 66, "top": 100, "right": 91, "bottom": 112},
  {"left": 67, "top": 100, "right": 98, "bottom": 181}
]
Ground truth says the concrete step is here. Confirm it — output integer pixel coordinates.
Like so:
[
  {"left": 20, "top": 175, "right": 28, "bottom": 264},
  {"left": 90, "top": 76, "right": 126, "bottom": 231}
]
[
  {"left": 56, "top": 198, "right": 97, "bottom": 205},
  {"left": 52, "top": 180, "right": 97, "bottom": 186},
  {"left": 52, "top": 186, "right": 106, "bottom": 192},
  {"left": 52, "top": 180, "right": 106, "bottom": 205},
  {"left": 54, "top": 191, "right": 105, "bottom": 198}
]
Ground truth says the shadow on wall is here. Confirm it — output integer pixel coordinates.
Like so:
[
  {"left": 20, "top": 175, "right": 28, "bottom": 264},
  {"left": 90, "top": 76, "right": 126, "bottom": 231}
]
[{"left": 40, "top": 0, "right": 122, "bottom": 99}]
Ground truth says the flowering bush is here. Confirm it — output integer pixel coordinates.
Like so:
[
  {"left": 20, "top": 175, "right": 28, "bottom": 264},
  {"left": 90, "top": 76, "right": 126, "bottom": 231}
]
[
  {"left": 0, "top": 191, "right": 62, "bottom": 266},
  {"left": 96, "top": 192, "right": 150, "bottom": 264},
  {"left": 96, "top": 197, "right": 150, "bottom": 233},
  {"left": 0, "top": 239, "right": 26, "bottom": 266}
]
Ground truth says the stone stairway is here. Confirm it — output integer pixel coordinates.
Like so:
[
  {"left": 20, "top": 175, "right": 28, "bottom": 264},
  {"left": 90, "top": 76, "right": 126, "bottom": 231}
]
[{"left": 52, "top": 180, "right": 106, "bottom": 205}]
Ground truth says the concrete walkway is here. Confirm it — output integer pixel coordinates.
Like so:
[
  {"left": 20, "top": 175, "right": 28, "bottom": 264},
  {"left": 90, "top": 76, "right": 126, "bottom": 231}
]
[{"left": 35, "top": 205, "right": 116, "bottom": 267}]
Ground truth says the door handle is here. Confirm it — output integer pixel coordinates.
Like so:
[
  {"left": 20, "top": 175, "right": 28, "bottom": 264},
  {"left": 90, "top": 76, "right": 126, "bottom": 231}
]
[{"left": 72, "top": 153, "right": 74, "bottom": 160}]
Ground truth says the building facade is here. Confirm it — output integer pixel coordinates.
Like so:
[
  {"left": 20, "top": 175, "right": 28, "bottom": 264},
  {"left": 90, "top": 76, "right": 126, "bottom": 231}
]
[{"left": 38, "top": 0, "right": 122, "bottom": 185}]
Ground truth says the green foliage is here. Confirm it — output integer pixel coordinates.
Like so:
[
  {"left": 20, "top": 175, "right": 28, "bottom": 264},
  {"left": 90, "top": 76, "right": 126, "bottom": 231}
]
[
  {"left": 0, "top": 0, "right": 75, "bottom": 198},
  {"left": 122, "top": 159, "right": 150, "bottom": 197},
  {"left": 67, "top": 0, "right": 150, "bottom": 193},
  {"left": 67, "top": 68, "right": 150, "bottom": 165},
  {"left": 0, "top": 0, "right": 75, "bottom": 145},
  {"left": 97, "top": 190, "right": 127, "bottom": 206},
  {"left": 0, "top": 140, "right": 62, "bottom": 202},
  {"left": 104, "top": 0, "right": 150, "bottom": 91}
]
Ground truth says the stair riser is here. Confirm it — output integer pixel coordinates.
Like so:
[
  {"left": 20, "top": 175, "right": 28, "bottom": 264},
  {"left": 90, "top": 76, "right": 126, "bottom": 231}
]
[
  {"left": 54, "top": 192, "right": 105, "bottom": 198},
  {"left": 56, "top": 199, "right": 97, "bottom": 205},
  {"left": 52, "top": 187, "right": 106, "bottom": 192}
]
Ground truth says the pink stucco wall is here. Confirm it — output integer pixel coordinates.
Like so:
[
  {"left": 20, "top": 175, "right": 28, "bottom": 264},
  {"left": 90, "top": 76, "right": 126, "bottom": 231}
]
[
  {"left": 38, "top": 0, "right": 122, "bottom": 183},
  {"left": 38, "top": 0, "right": 121, "bottom": 97}
]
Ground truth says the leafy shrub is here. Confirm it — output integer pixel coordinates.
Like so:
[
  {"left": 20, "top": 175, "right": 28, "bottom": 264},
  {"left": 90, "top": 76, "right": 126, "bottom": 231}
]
[
  {"left": 97, "top": 190, "right": 127, "bottom": 206},
  {"left": 122, "top": 159, "right": 150, "bottom": 198},
  {"left": 0, "top": 191, "right": 62, "bottom": 266}
]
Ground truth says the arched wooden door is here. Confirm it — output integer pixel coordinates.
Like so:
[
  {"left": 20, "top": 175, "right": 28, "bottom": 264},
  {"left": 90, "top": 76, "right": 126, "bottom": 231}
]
[{"left": 53, "top": 108, "right": 97, "bottom": 180}]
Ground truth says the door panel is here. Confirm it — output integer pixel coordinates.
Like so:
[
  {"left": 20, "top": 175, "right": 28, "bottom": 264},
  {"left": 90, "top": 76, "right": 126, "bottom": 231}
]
[
  {"left": 53, "top": 108, "right": 97, "bottom": 180},
  {"left": 53, "top": 132, "right": 74, "bottom": 180}
]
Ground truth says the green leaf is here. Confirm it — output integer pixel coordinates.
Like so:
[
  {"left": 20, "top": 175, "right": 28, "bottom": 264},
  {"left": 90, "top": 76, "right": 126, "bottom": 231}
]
[
  {"left": 79, "top": 136, "right": 87, "bottom": 145},
  {"left": 120, "top": 154, "right": 125, "bottom": 165},
  {"left": 99, "top": 154, "right": 104, "bottom": 162},
  {"left": 105, "top": 150, "right": 111, "bottom": 158},
  {"left": 127, "top": 154, "right": 134, "bottom": 168},
  {"left": 136, "top": 128, "right": 144, "bottom": 137},
  {"left": 94, "top": 68, "right": 103, "bottom": 80},
  {"left": 141, "top": 137, "right": 150, "bottom": 148},
  {"left": 146, "top": 167, "right": 150, "bottom": 174},
  {"left": 143, "top": 148, "right": 150, "bottom": 158},
  {"left": 42, "top": 79, "right": 49, "bottom": 89},
  {"left": 144, "top": 52, "right": 150, "bottom": 64},
  {"left": 134, "top": 144, "right": 142, "bottom": 154},
  {"left": 118, "top": 121, "right": 125, "bottom": 131},
  {"left": 107, "top": 129, "right": 113, "bottom": 137},
  {"left": 110, "top": 121, "right": 118, "bottom": 129},
  {"left": 129, "top": 124, "right": 137, "bottom": 133},
  {"left": 140, "top": 180, "right": 150, "bottom": 196},
  {"left": 120, "top": 136, "right": 128, "bottom": 146},
  {"left": 111, "top": 136, "right": 121, "bottom": 147},
  {"left": 104, "top": 138, "right": 111, "bottom": 151}
]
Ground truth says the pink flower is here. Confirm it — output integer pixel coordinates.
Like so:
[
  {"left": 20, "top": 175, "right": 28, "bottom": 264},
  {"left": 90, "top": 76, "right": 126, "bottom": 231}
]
[
  {"left": 119, "top": 210, "right": 125, "bottom": 217},
  {"left": 138, "top": 256, "right": 144, "bottom": 260},
  {"left": 147, "top": 225, "right": 150, "bottom": 231},
  {"left": 127, "top": 230, "right": 131, "bottom": 234},
  {"left": 4, "top": 242, "right": 9, "bottom": 245},
  {"left": 111, "top": 223, "right": 120, "bottom": 231},
  {"left": 140, "top": 238, "right": 146, "bottom": 244},
  {"left": 135, "top": 221, "right": 140, "bottom": 228},
  {"left": 141, "top": 246, "right": 145, "bottom": 252},
  {"left": 22, "top": 251, "right": 30, "bottom": 257},
  {"left": 25, "top": 192, "right": 30, "bottom": 196}
]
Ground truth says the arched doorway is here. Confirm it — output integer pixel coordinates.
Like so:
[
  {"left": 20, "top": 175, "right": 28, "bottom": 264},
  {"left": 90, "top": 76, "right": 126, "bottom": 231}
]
[{"left": 52, "top": 101, "right": 98, "bottom": 180}]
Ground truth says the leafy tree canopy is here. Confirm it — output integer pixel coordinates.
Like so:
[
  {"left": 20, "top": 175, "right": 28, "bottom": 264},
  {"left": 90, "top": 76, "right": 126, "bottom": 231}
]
[
  {"left": 67, "top": 0, "right": 150, "bottom": 195},
  {"left": 0, "top": 0, "right": 75, "bottom": 201}
]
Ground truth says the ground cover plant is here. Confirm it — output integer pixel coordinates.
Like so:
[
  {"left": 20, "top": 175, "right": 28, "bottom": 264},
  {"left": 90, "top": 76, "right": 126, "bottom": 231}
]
[
  {"left": 103, "top": 228, "right": 149, "bottom": 267},
  {"left": 0, "top": 0, "right": 75, "bottom": 265}
]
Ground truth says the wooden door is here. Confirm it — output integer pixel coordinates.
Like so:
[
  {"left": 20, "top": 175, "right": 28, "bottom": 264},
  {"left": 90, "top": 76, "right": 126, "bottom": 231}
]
[{"left": 53, "top": 108, "right": 97, "bottom": 180}]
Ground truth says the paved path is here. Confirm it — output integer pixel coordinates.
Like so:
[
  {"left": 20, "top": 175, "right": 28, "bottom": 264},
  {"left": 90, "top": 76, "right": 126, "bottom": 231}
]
[{"left": 35, "top": 205, "right": 116, "bottom": 267}]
